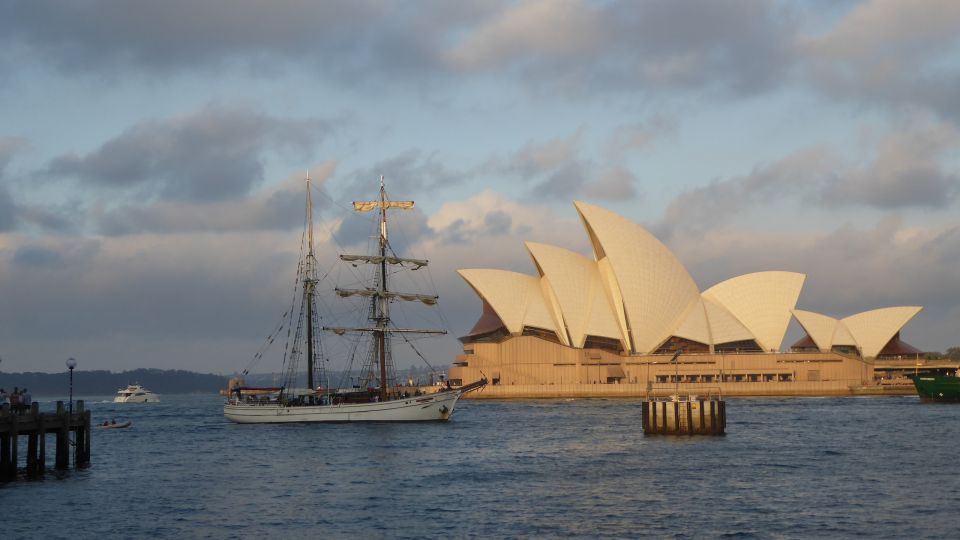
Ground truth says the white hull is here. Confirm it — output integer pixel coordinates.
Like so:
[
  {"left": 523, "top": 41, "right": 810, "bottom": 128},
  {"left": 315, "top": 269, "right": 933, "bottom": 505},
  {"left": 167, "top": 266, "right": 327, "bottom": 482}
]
[
  {"left": 113, "top": 395, "right": 160, "bottom": 403},
  {"left": 113, "top": 385, "right": 160, "bottom": 403},
  {"left": 224, "top": 390, "right": 461, "bottom": 423}
]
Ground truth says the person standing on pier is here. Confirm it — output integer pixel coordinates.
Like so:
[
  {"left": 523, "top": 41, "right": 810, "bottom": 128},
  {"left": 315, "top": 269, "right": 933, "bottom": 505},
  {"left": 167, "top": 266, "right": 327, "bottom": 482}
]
[
  {"left": 0, "top": 388, "right": 7, "bottom": 407},
  {"left": 21, "top": 388, "right": 31, "bottom": 410},
  {"left": 10, "top": 386, "right": 20, "bottom": 412}
]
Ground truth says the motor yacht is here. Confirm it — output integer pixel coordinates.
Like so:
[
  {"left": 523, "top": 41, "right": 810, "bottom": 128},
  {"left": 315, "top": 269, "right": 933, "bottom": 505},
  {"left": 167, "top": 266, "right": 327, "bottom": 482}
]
[{"left": 113, "top": 384, "right": 160, "bottom": 403}]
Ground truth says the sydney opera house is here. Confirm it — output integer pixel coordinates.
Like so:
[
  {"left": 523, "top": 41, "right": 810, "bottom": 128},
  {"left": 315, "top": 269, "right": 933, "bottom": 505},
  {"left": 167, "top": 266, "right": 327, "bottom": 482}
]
[{"left": 448, "top": 202, "right": 923, "bottom": 397}]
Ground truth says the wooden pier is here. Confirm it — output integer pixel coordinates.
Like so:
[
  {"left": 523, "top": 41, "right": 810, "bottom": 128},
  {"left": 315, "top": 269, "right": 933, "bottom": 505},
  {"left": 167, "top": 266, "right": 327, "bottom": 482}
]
[{"left": 0, "top": 400, "right": 91, "bottom": 480}]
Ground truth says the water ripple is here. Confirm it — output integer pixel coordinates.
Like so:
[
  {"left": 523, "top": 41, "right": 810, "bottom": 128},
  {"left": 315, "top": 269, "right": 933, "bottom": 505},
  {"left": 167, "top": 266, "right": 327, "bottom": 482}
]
[{"left": 3, "top": 395, "right": 960, "bottom": 538}]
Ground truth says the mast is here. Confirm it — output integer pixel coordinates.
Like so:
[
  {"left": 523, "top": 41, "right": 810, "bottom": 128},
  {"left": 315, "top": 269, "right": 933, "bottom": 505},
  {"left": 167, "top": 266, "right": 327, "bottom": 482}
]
[
  {"left": 377, "top": 175, "right": 389, "bottom": 401},
  {"left": 330, "top": 176, "right": 441, "bottom": 400},
  {"left": 305, "top": 173, "right": 316, "bottom": 391}
]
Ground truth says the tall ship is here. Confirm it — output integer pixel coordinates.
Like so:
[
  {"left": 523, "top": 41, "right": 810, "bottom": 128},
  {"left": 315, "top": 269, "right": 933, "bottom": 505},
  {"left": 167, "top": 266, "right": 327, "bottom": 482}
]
[{"left": 224, "top": 175, "right": 485, "bottom": 423}]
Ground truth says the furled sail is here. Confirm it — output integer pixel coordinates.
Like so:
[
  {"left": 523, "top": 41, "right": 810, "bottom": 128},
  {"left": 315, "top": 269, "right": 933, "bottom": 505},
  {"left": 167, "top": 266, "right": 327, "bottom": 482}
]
[
  {"left": 325, "top": 326, "right": 447, "bottom": 335},
  {"left": 340, "top": 254, "right": 428, "bottom": 269},
  {"left": 334, "top": 288, "right": 439, "bottom": 305},
  {"left": 353, "top": 200, "right": 415, "bottom": 212}
]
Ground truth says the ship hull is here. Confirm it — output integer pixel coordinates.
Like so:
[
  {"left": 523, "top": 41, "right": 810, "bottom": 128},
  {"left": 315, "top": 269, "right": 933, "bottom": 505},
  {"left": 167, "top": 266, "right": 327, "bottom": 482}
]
[
  {"left": 113, "top": 396, "right": 160, "bottom": 403},
  {"left": 224, "top": 390, "right": 462, "bottom": 423},
  {"left": 911, "top": 375, "right": 960, "bottom": 402}
]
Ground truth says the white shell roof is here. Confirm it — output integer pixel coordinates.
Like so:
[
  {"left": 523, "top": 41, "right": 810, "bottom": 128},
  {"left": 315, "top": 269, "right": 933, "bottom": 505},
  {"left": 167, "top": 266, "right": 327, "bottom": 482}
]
[
  {"left": 703, "top": 297, "right": 756, "bottom": 345},
  {"left": 458, "top": 269, "right": 558, "bottom": 336},
  {"left": 526, "top": 242, "right": 623, "bottom": 348},
  {"left": 792, "top": 309, "right": 840, "bottom": 350},
  {"left": 831, "top": 322, "right": 858, "bottom": 347},
  {"left": 457, "top": 203, "right": 923, "bottom": 356},
  {"left": 673, "top": 299, "right": 711, "bottom": 345},
  {"left": 702, "top": 271, "right": 806, "bottom": 352},
  {"left": 575, "top": 201, "right": 701, "bottom": 353},
  {"left": 792, "top": 306, "right": 922, "bottom": 357},
  {"left": 842, "top": 306, "right": 923, "bottom": 359}
]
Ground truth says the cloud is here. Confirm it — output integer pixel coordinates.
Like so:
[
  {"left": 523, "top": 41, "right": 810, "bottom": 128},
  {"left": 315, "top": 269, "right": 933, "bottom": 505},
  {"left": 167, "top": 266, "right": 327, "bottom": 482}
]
[
  {"left": 0, "top": 231, "right": 301, "bottom": 345},
  {"left": 486, "top": 131, "right": 583, "bottom": 180},
  {"left": 446, "top": 0, "right": 798, "bottom": 95},
  {"left": 332, "top": 204, "right": 433, "bottom": 252},
  {"left": 5, "top": 0, "right": 959, "bottom": 127},
  {"left": 0, "top": 136, "right": 26, "bottom": 171},
  {"left": 485, "top": 130, "right": 640, "bottom": 202},
  {"left": 446, "top": 0, "right": 605, "bottom": 70},
  {"left": 3, "top": 0, "right": 800, "bottom": 98},
  {"left": 0, "top": 136, "right": 29, "bottom": 231},
  {"left": 584, "top": 166, "right": 638, "bottom": 200},
  {"left": 0, "top": 186, "right": 15, "bottom": 232},
  {"left": 1, "top": 1, "right": 376, "bottom": 72},
  {"left": 428, "top": 190, "right": 582, "bottom": 247},
  {"left": 657, "top": 145, "right": 839, "bottom": 237},
  {"left": 341, "top": 150, "right": 466, "bottom": 200},
  {"left": 529, "top": 162, "right": 588, "bottom": 200},
  {"left": 12, "top": 238, "right": 101, "bottom": 269},
  {"left": 658, "top": 121, "right": 960, "bottom": 238},
  {"left": 821, "top": 123, "right": 960, "bottom": 209},
  {"left": 800, "top": 0, "right": 960, "bottom": 121},
  {"left": 47, "top": 106, "right": 332, "bottom": 203},
  {"left": 0, "top": 0, "right": 500, "bottom": 89},
  {"left": 94, "top": 162, "right": 337, "bottom": 235},
  {"left": 604, "top": 118, "right": 671, "bottom": 162}
]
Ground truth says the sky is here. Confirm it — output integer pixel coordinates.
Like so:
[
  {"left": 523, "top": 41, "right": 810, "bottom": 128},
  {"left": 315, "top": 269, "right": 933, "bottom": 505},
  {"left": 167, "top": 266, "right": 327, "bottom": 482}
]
[{"left": 1, "top": 0, "right": 959, "bottom": 375}]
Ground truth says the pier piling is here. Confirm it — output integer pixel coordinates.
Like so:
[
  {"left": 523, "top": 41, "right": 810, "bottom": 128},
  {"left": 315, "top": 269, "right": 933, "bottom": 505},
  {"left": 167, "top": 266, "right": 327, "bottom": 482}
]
[
  {"left": 0, "top": 400, "right": 91, "bottom": 481},
  {"left": 642, "top": 398, "right": 725, "bottom": 435}
]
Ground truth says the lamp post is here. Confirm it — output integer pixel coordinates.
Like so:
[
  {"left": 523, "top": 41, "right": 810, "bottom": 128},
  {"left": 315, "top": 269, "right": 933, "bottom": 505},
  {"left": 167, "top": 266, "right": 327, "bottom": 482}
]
[{"left": 66, "top": 357, "right": 77, "bottom": 418}]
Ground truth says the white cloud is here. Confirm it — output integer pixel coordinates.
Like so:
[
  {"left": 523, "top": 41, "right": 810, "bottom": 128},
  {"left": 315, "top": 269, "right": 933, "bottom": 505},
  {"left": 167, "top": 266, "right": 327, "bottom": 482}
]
[
  {"left": 445, "top": 0, "right": 603, "bottom": 69},
  {"left": 822, "top": 122, "right": 960, "bottom": 208},
  {"left": 94, "top": 162, "right": 338, "bottom": 235},
  {"left": 800, "top": 0, "right": 960, "bottom": 120}
]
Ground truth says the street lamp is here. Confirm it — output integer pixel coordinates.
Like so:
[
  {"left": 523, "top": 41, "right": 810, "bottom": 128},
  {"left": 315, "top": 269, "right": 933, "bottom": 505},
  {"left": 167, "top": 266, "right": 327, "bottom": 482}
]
[{"left": 66, "top": 357, "right": 77, "bottom": 418}]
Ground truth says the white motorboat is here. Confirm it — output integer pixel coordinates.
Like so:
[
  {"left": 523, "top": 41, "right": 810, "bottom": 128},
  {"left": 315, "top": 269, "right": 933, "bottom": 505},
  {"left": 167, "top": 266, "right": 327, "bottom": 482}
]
[
  {"left": 224, "top": 175, "right": 485, "bottom": 424},
  {"left": 113, "top": 384, "right": 160, "bottom": 403}
]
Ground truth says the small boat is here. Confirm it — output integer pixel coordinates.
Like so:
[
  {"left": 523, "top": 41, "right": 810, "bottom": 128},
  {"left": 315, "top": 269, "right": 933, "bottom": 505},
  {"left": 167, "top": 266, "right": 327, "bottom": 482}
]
[
  {"left": 224, "top": 175, "right": 485, "bottom": 424},
  {"left": 113, "top": 384, "right": 160, "bottom": 403},
  {"left": 911, "top": 373, "right": 960, "bottom": 402},
  {"left": 99, "top": 420, "right": 132, "bottom": 429}
]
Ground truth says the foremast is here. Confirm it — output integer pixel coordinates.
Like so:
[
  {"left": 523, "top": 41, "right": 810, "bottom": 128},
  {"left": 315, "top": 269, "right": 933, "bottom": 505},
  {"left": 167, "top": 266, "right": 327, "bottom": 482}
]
[{"left": 330, "top": 176, "right": 445, "bottom": 401}]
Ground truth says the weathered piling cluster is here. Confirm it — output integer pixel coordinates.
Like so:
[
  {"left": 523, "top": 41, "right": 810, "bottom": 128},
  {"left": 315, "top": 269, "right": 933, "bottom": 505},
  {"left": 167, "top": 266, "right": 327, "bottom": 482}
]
[
  {"left": 0, "top": 400, "right": 91, "bottom": 480},
  {"left": 642, "top": 398, "right": 726, "bottom": 435}
]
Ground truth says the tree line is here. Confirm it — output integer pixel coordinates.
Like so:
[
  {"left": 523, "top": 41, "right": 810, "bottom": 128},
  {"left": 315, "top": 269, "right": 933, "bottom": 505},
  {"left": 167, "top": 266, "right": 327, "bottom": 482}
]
[
  {"left": 0, "top": 365, "right": 452, "bottom": 397},
  {"left": 924, "top": 347, "right": 960, "bottom": 360},
  {"left": 0, "top": 368, "right": 227, "bottom": 396}
]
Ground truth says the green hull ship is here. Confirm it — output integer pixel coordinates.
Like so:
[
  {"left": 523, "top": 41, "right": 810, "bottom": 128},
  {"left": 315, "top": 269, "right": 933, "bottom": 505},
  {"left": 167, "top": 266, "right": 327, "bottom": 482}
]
[{"left": 911, "top": 375, "right": 960, "bottom": 402}]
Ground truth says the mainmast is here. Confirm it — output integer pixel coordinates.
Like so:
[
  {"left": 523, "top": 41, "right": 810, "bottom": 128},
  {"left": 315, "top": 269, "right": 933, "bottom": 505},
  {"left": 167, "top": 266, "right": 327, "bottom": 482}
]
[
  {"left": 305, "top": 173, "right": 317, "bottom": 391},
  {"left": 377, "top": 176, "right": 389, "bottom": 401},
  {"left": 329, "top": 176, "right": 445, "bottom": 401}
]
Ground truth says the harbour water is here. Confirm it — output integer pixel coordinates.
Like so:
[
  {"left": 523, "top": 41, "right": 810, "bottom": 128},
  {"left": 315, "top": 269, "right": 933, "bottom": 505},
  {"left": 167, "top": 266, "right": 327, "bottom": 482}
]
[{"left": 3, "top": 395, "right": 959, "bottom": 538}]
